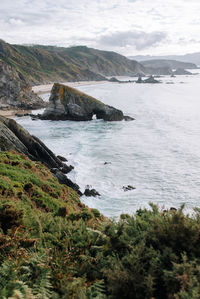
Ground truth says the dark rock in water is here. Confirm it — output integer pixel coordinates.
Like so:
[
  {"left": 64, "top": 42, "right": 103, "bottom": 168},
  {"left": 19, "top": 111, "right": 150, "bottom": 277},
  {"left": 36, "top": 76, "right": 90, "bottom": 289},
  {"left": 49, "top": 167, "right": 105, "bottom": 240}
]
[
  {"left": 143, "top": 76, "right": 160, "bottom": 83},
  {"left": 136, "top": 75, "right": 143, "bottom": 83},
  {"left": 55, "top": 170, "right": 82, "bottom": 195},
  {"left": 109, "top": 77, "right": 120, "bottom": 82},
  {"left": 0, "top": 61, "right": 46, "bottom": 110},
  {"left": 123, "top": 115, "right": 134, "bottom": 121},
  {"left": 60, "top": 164, "right": 74, "bottom": 174},
  {"left": 123, "top": 185, "right": 136, "bottom": 192},
  {"left": 40, "top": 83, "right": 132, "bottom": 121},
  {"left": 173, "top": 68, "right": 192, "bottom": 75},
  {"left": 57, "top": 155, "right": 68, "bottom": 162},
  {"left": 104, "top": 162, "right": 111, "bottom": 165},
  {"left": 136, "top": 75, "right": 160, "bottom": 84},
  {"left": 84, "top": 188, "right": 100, "bottom": 197}
]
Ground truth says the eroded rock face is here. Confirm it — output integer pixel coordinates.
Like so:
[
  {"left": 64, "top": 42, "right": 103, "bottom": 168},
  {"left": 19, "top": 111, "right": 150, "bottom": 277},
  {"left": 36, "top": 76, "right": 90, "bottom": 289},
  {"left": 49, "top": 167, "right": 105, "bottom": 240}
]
[
  {"left": 0, "top": 61, "right": 46, "bottom": 110},
  {"left": 41, "top": 83, "right": 133, "bottom": 121},
  {"left": 0, "top": 115, "right": 81, "bottom": 194},
  {"left": 0, "top": 115, "right": 62, "bottom": 168}
]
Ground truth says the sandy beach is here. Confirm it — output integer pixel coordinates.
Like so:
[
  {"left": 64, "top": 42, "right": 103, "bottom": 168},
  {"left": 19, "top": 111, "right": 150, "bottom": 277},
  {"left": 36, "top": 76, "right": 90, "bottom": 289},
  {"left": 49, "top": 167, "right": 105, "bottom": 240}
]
[
  {"left": 0, "top": 109, "right": 32, "bottom": 118},
  {"left": 32, "top": 80, "right": 108, "bottom": 95}
]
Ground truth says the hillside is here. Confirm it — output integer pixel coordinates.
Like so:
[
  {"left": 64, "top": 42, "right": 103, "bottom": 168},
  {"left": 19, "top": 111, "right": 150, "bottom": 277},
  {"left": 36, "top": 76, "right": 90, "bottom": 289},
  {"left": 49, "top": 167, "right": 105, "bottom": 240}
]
[
  {"left": 129, "top": 54, "right": 199, "bottom": 67},
  {"left": 140, "top": 59, "right": 197, "bottom": 70},
  {"left": 1, "top": 152, "right": 200, "bottom": 298},
  {"left": 0, "top": 40, "right": 145, "bottom": 85}
]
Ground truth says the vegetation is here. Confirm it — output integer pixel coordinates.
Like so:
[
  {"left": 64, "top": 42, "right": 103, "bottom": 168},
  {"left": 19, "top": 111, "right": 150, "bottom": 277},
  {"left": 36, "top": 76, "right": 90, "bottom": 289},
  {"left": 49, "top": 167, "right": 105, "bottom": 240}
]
[
  {"left": 0, "top": 40, "right": 144, "bottom": 85},
  {"left": 1, "top": 151, "right": 200, "bottom": 298}
]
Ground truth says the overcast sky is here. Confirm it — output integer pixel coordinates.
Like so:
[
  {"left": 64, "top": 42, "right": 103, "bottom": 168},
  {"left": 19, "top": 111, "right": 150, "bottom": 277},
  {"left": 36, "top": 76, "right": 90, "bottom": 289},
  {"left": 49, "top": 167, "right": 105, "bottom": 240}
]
[{"left": 1, "top": 0, "right": 200, "bottom": 56}]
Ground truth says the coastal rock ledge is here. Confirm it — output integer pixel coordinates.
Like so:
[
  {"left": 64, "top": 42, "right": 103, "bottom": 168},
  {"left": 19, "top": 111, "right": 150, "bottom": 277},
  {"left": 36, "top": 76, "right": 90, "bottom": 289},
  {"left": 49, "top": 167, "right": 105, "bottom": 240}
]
[{"left": 40, "top": 83, "right": 133, "bottom": 121}]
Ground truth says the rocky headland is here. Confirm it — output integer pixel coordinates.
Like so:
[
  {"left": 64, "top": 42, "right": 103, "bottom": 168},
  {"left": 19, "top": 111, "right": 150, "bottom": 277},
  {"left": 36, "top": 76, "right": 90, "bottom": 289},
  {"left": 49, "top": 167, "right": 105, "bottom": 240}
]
[
  {"left": 40, "top": 83, "right": 134, "bottom": 121},
  {"left": 0, "top": 115, "right": 81, "bottom": 194},
  {"left": 0, "top": 60, "right": 46, "bottom": 111}
]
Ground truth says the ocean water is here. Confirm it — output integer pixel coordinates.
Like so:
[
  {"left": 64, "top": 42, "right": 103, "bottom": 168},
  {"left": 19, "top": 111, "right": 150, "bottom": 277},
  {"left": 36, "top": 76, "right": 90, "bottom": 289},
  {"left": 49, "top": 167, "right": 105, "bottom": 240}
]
[{"left": 16, "top": 72, "right": 200, "bottom": 217}]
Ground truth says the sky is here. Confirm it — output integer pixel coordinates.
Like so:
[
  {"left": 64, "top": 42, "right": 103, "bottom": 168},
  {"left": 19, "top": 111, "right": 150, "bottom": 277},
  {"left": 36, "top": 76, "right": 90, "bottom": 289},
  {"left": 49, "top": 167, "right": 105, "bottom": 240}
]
[{"left": 1, "top": 0, "right": 200, "bottom": 56}]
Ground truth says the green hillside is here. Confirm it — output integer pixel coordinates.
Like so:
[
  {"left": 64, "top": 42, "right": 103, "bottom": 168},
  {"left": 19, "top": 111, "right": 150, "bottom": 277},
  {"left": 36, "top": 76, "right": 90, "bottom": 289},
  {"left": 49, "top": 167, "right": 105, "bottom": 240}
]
[
  {"left": 1, "top": 152, "right": 200, "bottom": 298},
  {"left": 0, "top": 40, "right": 145, "bottom": 85}
]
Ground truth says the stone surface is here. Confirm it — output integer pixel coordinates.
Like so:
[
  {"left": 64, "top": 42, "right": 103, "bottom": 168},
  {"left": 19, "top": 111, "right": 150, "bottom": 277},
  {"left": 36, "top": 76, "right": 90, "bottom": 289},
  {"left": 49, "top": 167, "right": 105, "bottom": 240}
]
[
  {"left": 136, "top": 75, "right": 160, "bottom": 84},
  {"left": 0, "top": 60, "right": 46, "bottom": 110},
  {"left": 122, "top": 185, "right": 136, "bottom": 192},
  {"left": 40, "top": 83, "right": 133, "bottom": 121},
  {"left": 84, "top": 188, "right": 100, "bottom": 197},
  {"left": 0, "top": 115, "right": 81, "bottom": 193}
]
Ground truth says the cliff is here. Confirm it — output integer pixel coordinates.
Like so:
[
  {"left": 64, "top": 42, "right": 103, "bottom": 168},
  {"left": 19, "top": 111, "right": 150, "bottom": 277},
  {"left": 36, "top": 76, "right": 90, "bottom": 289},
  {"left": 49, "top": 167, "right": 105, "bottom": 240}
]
[
  {"left": 41, "top": 83, "right": 133, "bottom": 121},
  {"left": 0, "top": 40, "right": 146, "bottom": 85},
  {"left": 0, "top": 60, "right": 45, "bottom": 110},
  {"left": 0, "top": 115, "right": 81, "bottom": 193}
]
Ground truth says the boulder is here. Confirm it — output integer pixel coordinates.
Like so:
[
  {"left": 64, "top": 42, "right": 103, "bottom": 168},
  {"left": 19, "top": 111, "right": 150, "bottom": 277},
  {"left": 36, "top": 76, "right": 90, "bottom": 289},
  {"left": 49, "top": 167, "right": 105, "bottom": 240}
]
[
  {"left": 40, "top": 83, "right": 133, "bottom": 121},
  {"left": 0, "top": 61, "right": 46, "bottom": 110},
  {"left": 84, "top": 188, "right": 100, "bottom": 197}
]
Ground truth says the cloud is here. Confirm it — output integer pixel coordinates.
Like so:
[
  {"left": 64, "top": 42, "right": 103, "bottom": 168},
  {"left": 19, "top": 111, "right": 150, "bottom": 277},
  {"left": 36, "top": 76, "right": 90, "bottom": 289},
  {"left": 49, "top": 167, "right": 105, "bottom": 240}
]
[
  {"left": 98, "top": 31, "right": 167, "bottom": 50},
  {"left": 1, "top": 0, "right": 200, "bottom": 55}
]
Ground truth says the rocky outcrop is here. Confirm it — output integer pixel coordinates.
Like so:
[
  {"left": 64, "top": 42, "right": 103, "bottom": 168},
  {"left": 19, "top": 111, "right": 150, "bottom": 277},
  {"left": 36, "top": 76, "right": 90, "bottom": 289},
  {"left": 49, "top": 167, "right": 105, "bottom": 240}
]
[
  {"left": 40, "top": 83, "right": 133, "bottom": 121},
  {"left": 136, "top": 75, "right": 160, "bottom": 84},
  {"left": 0, "top": 115, "right": 81, "bottom": 194},
  {"left": 0, "top": 60, "right": 46, "bottom": 110}
]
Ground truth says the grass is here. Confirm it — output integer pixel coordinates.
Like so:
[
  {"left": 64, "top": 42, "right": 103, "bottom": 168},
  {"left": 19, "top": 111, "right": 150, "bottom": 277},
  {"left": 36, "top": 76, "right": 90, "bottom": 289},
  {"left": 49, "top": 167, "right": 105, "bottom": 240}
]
[{"left": 1, "top": 151, "right": 200, "bottom": 298}]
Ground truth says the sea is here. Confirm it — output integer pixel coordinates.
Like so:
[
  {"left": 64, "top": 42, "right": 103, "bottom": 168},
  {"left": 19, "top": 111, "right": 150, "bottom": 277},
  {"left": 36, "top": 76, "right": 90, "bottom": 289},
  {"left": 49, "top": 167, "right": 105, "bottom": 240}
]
[{"left": 16, "top": 71, "right": 200, "bottom": 218}]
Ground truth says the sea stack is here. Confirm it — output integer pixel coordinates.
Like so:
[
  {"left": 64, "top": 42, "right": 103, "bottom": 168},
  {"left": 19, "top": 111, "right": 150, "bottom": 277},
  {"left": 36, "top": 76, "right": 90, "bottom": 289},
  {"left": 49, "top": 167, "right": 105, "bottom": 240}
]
[{"left": 41, "top": 83, "right": 133, "bottom": 121}]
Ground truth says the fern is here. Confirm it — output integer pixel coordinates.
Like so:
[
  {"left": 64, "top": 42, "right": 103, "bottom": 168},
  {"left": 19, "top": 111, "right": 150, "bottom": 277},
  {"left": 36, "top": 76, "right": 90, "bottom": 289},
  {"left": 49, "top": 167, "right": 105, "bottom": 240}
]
[{"left": 86, "top": 280, "right": 107, "bottom": 298}]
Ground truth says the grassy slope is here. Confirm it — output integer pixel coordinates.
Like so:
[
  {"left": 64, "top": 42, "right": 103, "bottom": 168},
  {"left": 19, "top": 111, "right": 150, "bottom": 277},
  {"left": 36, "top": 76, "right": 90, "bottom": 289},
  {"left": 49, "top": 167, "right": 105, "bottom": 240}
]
[
  {"left": 0, "top": 40, "right": 145, "bottom": 85},
  {"left": 1, "top": 152, "right": 200, "bottom": 298}
]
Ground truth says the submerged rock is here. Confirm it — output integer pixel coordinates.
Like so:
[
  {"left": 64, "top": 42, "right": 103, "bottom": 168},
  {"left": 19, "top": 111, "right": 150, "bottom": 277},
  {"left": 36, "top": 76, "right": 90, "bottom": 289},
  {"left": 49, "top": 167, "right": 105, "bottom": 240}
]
[
  {"left": 40, "top": 83, "right": 133, "bottom": 121},
  {"left": 84, "top": 188, "right": 100, "bottom": 197},
  {"left": 123, "top": 185, "right": 136, "bottom": 192}
]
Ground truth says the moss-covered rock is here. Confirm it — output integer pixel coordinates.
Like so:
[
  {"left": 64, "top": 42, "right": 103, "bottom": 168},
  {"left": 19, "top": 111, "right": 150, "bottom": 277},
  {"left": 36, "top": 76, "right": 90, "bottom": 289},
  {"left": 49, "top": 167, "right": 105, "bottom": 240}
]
[{"left": 41, "top": 83, "right": 133, "bottom": 121}]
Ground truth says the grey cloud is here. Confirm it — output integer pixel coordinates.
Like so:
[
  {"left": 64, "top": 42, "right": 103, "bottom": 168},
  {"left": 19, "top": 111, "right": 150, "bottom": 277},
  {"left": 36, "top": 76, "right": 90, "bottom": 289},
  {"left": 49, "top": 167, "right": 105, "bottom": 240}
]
[{"left": 98, "top": 31, "right": 167, "bottom": 50}]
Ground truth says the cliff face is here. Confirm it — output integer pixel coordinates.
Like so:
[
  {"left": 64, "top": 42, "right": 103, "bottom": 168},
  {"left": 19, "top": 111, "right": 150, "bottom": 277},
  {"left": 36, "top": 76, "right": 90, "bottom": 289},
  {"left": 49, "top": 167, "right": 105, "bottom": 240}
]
[
  {"left": 0, "top": 60, "right": 45, "bottom": 110},
  {"left": 0, "top": 40, "right": 145, "bottom": 85},
  {"left": 0, "top": 115, "right": 81, "bottom": 193},
  {"left": 41, "top": 83, "right": 133, "bottom": 121}
]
